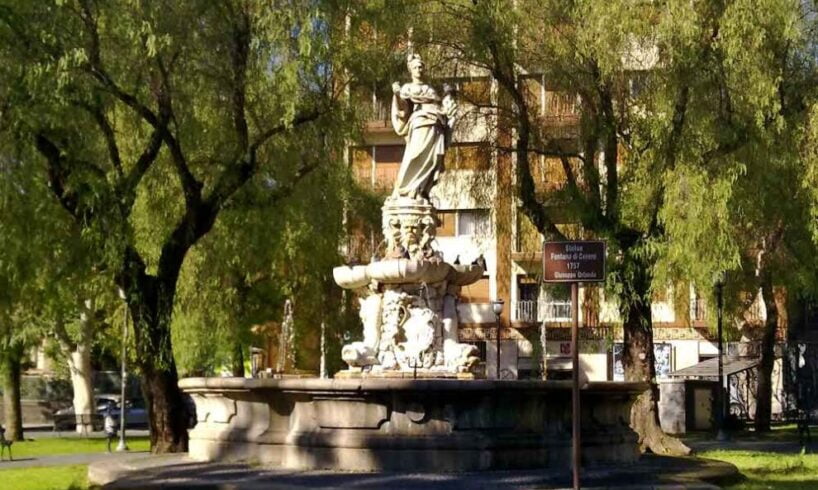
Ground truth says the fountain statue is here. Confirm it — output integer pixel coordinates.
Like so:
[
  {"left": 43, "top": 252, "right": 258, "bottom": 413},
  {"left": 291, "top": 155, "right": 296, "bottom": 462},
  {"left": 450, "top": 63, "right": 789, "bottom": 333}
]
[
  {"left": 333, "top": 53, "right": 484, "bottom": 376},
  {"left": 178, "top": 52, "right": 647, "bottom": 473}
]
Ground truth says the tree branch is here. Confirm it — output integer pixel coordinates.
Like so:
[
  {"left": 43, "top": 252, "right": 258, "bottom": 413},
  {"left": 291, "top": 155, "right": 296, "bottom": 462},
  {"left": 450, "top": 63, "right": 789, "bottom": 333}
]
[
  {"left": 78, "top": 0, "right": 162, "bottom": 129},
  {"left": 75, "top": 100, "right": 123, "bottom": 178},
  {"left": 34, "top": 133, "right": 82, "bottom": 220},
  {"left": 250, "top": 108, "right": 322, "bottom": 155},
  {"left": 120, "top": 125, "right": 164, "bottom": 212},
  {"left": 648, "top": 83, "right": 689, "bottom": 236},
  {"left": 487, "top": 36, "right": 566, "bottom": 241},
  {"left": 154, "top": 54, "right": 203, "bottom": 209},
  {"left": 229, "top": 6, "right": 251, "bottom": 152}
]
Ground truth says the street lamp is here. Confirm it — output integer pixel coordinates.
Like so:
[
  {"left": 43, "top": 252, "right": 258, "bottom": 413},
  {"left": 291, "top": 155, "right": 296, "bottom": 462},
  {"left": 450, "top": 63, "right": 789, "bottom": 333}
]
[
  {"left": 714, "top": 273, "right": 728, "bottom": 441},
  {"left": 250, "top": 347, "right": 265, "bottom": 378},
  {"left": 491, "top": 299, "right": 505, "bottom": 379},
  {"left": 116, "top": 288, "right": 129, "bottom": 452}
]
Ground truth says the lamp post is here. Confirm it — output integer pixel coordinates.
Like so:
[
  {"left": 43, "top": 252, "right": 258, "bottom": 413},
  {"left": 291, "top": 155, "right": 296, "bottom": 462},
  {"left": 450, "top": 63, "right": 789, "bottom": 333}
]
[
  {"left": 491, "top": 299, "right": 505, "bottom": 379},
  {"left": 250, "top": 347, "right": 265, "bottom": 378},
  {"left": 715, "top": 274, "right": 728, "bottom": 441},
  {"left": 116, "top": 288, "right": 129, "bottom": 452}
]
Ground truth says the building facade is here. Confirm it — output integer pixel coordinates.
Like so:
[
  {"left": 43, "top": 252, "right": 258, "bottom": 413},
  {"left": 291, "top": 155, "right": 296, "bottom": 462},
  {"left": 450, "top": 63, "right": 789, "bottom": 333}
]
[{"left": 346, "top": 74, "right": 785, "bottom": 393}]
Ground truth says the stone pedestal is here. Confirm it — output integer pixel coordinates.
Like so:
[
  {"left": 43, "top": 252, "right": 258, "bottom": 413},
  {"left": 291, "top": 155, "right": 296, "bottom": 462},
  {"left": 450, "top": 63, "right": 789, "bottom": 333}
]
[
  {"left": 181, "top": 377, "right": 648, "bottom": 472},
  {"left": 334, "top": 196, "right": 486, "bottom": 376}
]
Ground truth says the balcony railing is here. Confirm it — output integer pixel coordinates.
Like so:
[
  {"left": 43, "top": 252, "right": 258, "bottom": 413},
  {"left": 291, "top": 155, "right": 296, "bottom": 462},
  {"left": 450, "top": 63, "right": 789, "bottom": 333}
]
[{"left": 515, "top": 300, "right": 572, "bottom": 323}]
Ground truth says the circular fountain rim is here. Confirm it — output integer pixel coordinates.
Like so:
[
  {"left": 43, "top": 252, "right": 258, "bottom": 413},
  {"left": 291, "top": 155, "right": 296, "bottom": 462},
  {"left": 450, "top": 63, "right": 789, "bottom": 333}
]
[{"left": 179, "top": 376, "right": 649, "bottom": 394}]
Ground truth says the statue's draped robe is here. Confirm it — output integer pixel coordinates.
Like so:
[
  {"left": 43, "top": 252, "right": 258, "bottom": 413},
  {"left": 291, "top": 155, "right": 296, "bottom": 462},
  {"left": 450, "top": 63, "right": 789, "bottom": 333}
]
[{"left": 391, "top": 83, "right": 449, "bottom": 199}]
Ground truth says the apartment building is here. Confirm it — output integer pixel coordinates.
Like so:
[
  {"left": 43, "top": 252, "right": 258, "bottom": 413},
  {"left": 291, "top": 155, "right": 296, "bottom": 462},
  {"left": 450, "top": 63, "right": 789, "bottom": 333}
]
[{"left": 346, "top": 74, "right": 780, "bottom": 384}]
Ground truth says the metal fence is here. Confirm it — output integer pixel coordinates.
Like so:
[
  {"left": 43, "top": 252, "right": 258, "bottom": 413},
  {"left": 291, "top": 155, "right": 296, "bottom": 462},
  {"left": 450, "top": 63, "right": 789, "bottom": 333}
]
[
  {"left": 724, "top": 341, "right": 818, "bottom": 424},
  {"left": 515, "top": 300, "right": 572, "bottom": 322}
]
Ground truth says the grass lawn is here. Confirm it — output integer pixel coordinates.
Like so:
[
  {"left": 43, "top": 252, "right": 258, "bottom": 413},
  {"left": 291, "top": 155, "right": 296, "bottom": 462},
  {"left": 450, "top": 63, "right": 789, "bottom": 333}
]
[
  {"left": 700, "top": 449, "right": 818, "bottom": 489},
  {"left": 0, "top": 436, "right": 151, "bottom": 490},
  {"left": 9, "top": 435, "right": 150, "bottom": 459},
  {"left": 0, "top": 465, "right": 88, "bottom": 490}
]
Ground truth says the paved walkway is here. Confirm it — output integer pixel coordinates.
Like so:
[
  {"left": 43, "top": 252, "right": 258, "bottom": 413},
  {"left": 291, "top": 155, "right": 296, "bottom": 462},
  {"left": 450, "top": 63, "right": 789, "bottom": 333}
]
[
  {"left": 89, "top": 454, "right": 738, "bottom": 489},
  {"left": 0, "top": 450, "right": 149, "bottom": 469}
]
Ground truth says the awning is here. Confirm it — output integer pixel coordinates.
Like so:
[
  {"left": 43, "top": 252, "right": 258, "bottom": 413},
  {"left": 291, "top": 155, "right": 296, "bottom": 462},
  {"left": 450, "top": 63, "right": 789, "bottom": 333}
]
[{"left": 668, "top": 355, "right": 759, "bottom": 378}]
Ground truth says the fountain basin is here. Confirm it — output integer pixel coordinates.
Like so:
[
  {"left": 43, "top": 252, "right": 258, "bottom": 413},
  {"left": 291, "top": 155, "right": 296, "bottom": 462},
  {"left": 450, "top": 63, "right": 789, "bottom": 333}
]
[{"left": 180, "top": 377, "right": 647, "bottom": 472}]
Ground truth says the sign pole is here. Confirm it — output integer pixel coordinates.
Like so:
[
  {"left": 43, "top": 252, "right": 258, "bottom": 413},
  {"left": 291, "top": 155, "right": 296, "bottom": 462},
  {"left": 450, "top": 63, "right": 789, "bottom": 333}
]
[
  {"left": 571, "top": 281, "right": 580, "bottom": 490},
  {"left": 542, "top": 240, "right": 605, "bottom": 490}
]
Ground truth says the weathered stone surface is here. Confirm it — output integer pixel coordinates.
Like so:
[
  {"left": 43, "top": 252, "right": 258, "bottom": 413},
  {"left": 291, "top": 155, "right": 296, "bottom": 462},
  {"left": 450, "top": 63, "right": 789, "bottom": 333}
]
[
  {"left": 334, "top": 258, "right": 483, "bottom": 374},
  {"left": 314, "top": 399, "right": 388, "bottom": 429},
  {"left": 180, "top": 377, "right": 647, "bottom": 472},
  {"left": 88, "top": 452, "right": 741, "bottom": 489}
]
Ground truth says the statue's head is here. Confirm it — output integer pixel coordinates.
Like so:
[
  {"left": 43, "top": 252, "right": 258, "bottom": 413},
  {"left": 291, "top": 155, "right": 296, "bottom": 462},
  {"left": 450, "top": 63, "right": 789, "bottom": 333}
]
[{"left": 407, "top": 53, "right": 425, "bottom": 81}]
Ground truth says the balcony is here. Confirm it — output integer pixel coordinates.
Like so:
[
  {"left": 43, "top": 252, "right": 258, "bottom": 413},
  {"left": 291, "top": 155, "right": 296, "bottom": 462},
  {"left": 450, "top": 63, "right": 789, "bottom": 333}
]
[
  {"left": 364, "top": 99, "right": 392, "bottom": 132},
  {"left": 540, "top": 113, "right": 580, "bottom": 139},
  {"left": 515, "top": 300, "right": 572, "bottom": 323}
]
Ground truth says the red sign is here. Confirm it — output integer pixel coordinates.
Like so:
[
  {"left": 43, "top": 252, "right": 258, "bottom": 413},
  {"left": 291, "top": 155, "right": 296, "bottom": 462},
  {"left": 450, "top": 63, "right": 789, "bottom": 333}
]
[{"left": 543, "top": 241, "right": 606, "bottom": 283}]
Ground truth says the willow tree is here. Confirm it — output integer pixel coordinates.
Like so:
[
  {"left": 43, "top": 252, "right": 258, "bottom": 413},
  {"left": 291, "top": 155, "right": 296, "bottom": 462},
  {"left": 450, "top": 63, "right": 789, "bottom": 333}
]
[
  {"left": 405, "top": 0, "right": 809, "bottom": 453},
  {"left": 0, "top": 135, "right": 70, "bottom": 440},
  {"left": 656, "top": 0, "right": 818, "bottom": 432},
  {"left": 0, "top": 0, "right": 386, "bottom": 451},
  {"left": 171, "top": 156, "right": 368, "bottom": 378}
]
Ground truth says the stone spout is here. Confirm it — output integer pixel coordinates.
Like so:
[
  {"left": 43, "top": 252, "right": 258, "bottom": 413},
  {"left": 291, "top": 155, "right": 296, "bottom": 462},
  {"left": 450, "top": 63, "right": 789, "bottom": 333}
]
[{"left": 333, "top": 259, "right": 483, "bottom": 290}]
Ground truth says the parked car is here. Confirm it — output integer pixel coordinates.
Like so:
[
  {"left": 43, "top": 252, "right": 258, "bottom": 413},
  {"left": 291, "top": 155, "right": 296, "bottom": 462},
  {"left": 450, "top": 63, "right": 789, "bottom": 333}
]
[
  {"left": 53, "top": 395, "right": 148, "bottom": 431},
  {"left": 106, "top": 398, "right": 149, "bottom": 429}
]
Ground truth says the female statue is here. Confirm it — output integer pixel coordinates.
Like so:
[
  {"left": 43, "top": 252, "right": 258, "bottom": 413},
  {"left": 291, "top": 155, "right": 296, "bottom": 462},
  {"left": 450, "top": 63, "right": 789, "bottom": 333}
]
[{"left": 391, "top": 54, "right": 457, "bottom": 200}]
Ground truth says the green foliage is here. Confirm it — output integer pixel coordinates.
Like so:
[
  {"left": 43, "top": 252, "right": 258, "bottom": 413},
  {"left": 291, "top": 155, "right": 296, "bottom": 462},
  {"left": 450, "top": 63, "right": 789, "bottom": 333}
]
[
  {"left": 0, "top": 0, "right": 404, "bottom": 382},
  {"left": 405, "top": 0, "right": 818, "bottom": 323}
]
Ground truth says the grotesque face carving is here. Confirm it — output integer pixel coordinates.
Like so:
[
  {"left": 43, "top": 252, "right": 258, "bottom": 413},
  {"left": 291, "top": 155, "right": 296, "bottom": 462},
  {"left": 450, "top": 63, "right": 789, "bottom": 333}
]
[{"left": 402, "top": 221, "right": 419, "bottom": 248}]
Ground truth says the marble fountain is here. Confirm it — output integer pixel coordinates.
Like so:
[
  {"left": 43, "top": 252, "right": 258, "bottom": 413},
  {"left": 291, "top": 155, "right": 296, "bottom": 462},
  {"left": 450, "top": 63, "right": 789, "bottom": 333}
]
[{"left": 180, "top": 53, "right": 646, "bottom": 471}]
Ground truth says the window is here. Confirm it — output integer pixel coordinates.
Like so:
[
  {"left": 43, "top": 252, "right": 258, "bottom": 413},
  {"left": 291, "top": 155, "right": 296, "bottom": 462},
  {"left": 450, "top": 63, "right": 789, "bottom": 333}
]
[
  {"left": 374, "top": 145, "right": 403, "bottom": 190},
  {"left": 517, "top": 275, "right": 540, "bottom": 323},
  {"left": 436, "top": 211, "right": 456, "bottom": 237},
  {"left": 545, "top": 90, "right": 578, "bottom": 118},
  {"left": 457, "top": 209, "right": 491, "bottom": 236}
]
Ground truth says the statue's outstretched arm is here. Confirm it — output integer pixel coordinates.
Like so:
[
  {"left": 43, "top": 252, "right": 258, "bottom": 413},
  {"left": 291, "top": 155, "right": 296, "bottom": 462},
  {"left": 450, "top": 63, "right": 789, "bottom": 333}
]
[{"left": 391, "top": 83, "right": 410, "bottom": 137}]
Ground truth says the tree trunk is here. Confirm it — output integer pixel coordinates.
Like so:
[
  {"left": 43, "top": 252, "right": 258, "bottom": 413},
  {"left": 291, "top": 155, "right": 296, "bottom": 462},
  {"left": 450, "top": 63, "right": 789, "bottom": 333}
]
[
  {"left": 621, "top": 256, "right": 689, "bottom": 455},
  {"left": 141, "top": 360, "right": 188, "bottom": 453},
  {"left": 231, "top": 341, "right": 245, "bottom": 378},
  {"left": 131, "top": 288, "right": 188, "bottom": 454},
  {"left": 755, "top": 272, "right": 778, "bottom": 432},
  {"left": 67, "top": 347, "right": 95, "bottom": 434},
  {"left": 1, "top": 343, "right": 24, "bottom": 441},
  {"left": 124, "top": 252, "right": 190, "bottom": 453},
  {"left": 67, "top": 301, "right": 96, "bottom": 434}
]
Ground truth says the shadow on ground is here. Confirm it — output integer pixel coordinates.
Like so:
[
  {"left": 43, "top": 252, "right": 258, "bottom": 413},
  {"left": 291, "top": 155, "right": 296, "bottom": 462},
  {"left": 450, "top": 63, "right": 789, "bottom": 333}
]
[{"left": 94, "top": 454, "right": 737, "bottom": 489}]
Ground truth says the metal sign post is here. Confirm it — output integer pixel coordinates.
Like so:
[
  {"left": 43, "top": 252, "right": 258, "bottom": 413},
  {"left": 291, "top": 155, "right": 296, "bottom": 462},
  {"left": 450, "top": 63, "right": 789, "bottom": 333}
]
[{"left": 543, "top": 241, "right": 606, "bottom": 490}]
